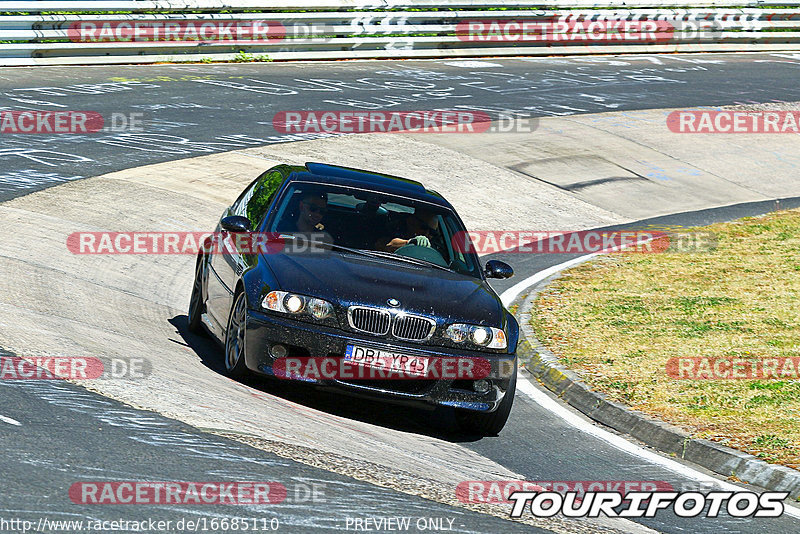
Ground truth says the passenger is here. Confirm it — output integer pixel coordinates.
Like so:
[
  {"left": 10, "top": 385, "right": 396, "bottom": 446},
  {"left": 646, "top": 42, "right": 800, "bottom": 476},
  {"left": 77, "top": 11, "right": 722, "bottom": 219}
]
[{"left": 381, "top": 207, "right": 444, "bottom": 254}]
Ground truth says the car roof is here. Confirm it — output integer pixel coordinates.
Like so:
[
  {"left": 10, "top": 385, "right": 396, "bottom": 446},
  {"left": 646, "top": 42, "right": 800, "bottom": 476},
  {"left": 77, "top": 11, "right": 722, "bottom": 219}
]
[{"left": 284, "top": 162, "right": 451, "bottom": 208}]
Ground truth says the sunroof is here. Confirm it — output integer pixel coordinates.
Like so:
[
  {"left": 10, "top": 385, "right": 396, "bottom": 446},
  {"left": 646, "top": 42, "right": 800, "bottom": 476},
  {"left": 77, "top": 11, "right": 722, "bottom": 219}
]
[{"left": 304, "top": 162, "right": 426, "bottom": 193}]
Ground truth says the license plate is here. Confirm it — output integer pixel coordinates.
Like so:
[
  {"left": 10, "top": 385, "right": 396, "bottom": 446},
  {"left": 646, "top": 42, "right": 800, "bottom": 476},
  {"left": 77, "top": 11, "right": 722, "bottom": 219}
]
[{"left": 344, "top": 345, "right": 429, "bottom": 378}]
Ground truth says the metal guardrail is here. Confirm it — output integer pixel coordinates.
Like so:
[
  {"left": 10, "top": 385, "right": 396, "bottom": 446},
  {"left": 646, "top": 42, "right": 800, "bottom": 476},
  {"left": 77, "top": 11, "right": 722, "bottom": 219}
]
[{"left": 1, "top": 1, "right": 800, "bottom": 65}]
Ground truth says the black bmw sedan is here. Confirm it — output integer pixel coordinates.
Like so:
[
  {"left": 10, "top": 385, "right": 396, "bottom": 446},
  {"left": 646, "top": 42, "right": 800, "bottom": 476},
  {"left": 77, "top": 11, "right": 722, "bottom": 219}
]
[{"left": 188, "top": 162, "right": 518, "bottom": 435}]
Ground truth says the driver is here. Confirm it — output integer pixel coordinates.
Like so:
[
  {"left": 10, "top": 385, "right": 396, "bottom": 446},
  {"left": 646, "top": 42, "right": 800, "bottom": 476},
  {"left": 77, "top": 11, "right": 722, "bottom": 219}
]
[
  {"left": 381, "top": 207, "right": 444, "bottom": 254},
  {"left": 293, "top": 191, "right": 328, "bottom": 232},
  {"left": 276, "top": 190, "right": 331, "bottom": 253}
]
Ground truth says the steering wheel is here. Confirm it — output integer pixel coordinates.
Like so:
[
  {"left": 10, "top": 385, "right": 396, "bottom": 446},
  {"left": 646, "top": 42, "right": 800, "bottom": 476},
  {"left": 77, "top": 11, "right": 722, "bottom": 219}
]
[{"left": 394, "top": 244, "right": 448, "bottom": 268}]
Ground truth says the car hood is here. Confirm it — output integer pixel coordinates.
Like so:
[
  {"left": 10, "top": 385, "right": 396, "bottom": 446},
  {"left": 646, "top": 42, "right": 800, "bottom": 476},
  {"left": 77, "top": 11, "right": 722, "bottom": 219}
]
[{"left": 265, "top": 251, "right": 504, "bottom": 326}]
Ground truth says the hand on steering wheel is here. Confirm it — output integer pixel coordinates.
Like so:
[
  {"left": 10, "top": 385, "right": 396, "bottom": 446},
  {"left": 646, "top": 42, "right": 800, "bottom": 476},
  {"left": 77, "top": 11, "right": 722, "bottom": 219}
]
[{"left": 409, "top": 235, "right": 431, "bottom": 248}]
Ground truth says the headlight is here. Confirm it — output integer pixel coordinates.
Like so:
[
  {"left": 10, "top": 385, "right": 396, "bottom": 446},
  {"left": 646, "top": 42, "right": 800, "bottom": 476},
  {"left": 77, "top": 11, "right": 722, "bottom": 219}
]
[
  {"left": 471, "top": 326, "right": 490, "bottom": 345},
  {"left": 262, "top": 291, "right": 333, "bottom": 320},
  {"left": 308, "top": 298, "right": 333, "bottom": 319},
  {"left": 445, "top": 323, "right": 507, "bottom": 349},
  {"left": 285, "top": 294, "right": 304, "bottom": 313},
  {"left": 445, "top": 324, "right": 469, "bottom": 343}
]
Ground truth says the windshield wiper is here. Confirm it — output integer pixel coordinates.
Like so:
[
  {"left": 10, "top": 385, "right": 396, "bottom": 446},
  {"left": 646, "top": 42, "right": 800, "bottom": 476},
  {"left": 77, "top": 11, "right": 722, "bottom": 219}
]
[
  {"left": 317, "top": 242, "right": 392, "bottom": 260},
  {"left": 330, "top": 244, "right": 382, "bottom": 259},
  {"left": 319, "top": 242, "right": 454, "bottom": 273}
]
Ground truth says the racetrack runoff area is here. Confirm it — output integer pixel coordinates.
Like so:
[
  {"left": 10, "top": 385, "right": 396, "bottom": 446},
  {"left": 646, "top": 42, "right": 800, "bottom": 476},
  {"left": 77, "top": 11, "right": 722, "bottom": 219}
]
[
  {"left": 1, "top": 99, "right": 800, "bottom": 531},
  {"left": 531, "top": 208, "right": 800, "bottom": 469}
]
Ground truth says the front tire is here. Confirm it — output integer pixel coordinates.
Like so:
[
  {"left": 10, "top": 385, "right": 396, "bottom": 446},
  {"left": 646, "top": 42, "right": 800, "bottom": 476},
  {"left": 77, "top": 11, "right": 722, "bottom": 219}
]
[
  {"left": 456, "top": 362, "right": 517, "bottom": 436},
  {"left": 187, "top": 253, "right": 206, "bottom": 335},
  {"left": 223, "top": 289, "right": 249, "bottom": 379}
]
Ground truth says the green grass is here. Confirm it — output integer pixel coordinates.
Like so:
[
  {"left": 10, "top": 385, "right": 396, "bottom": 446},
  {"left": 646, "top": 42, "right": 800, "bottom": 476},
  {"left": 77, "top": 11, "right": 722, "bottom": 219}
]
[
  {"left": 532, "top": 209, "right": 800, "bottom": 470},
  {"left": 232, "top": 51, "right": 272, "bottom": 62}
]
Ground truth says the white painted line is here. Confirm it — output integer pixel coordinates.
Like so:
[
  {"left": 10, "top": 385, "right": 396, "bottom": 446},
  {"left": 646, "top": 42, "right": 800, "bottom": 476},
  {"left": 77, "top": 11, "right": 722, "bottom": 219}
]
[
  {"left": 501, "top": 252, "right": 599, "bottom": 307},
  {"left": 502, "top": 253, "right": 800, "bottom": 518},
  {"left": 0, "top": 414, "right": 21, "bottom": 426},
  {"left": 442, "top": 60, "right": 503, "bottom": 68},
  {"left": 515, "top": 379, "right": 800, "bottom": 519}
]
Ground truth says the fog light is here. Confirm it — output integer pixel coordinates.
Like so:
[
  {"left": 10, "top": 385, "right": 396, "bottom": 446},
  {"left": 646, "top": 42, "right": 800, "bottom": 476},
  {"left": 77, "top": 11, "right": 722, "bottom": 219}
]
[
  {"left": 270, "top": 344, "right": 288, "bottom": 358},
  {"left": 473, "top": 379, "right": 490, "bottom": 394}
]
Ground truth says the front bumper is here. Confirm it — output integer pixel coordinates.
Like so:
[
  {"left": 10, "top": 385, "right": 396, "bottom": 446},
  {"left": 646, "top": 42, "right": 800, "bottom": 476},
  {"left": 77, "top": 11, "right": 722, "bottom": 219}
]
[{"left": 244, "top": 309, "right": 516, "bottom": 412}]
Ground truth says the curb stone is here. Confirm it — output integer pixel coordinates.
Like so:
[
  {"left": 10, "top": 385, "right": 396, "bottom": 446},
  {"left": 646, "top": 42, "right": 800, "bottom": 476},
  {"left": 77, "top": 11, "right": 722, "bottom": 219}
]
[{"left": 513, "top": 272, "right": 800, "bottom": 500}]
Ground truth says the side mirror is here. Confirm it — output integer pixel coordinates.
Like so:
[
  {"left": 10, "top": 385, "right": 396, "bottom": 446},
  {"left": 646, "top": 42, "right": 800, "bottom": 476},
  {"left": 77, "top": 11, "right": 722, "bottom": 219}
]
[
  {"left": 484, "top": 259, "right": 514, "bottom": 279},
  {"left": 220, "top": 215, "right": 251, "bottom": 233}
]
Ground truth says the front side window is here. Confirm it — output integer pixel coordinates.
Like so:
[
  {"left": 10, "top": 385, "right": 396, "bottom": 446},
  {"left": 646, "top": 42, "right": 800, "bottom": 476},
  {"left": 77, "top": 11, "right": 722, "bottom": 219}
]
[
  {"left": 229, "top": 168, "right": 286, "bottom": 226},
  {"left": 246, "top": 170, "right": 284, "bottom": 226}
]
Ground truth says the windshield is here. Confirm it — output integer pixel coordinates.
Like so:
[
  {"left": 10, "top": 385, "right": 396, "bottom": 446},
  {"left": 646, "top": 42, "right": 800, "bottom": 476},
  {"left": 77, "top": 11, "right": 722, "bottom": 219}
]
[{"left": 269, "top": 182, "right": 482, "bottom": 279}]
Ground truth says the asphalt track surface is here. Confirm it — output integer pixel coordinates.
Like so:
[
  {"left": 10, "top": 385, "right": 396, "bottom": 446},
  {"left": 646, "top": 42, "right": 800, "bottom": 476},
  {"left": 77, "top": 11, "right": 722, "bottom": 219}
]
[
  {"left": 2, "top": 53, "right": 800, "bottom": 201},
  {"left": 0, "top": 348, "right": 540, "bottom": 533},
  {"left": 2, "top": 53, "right": 800, "bottom": 533}
]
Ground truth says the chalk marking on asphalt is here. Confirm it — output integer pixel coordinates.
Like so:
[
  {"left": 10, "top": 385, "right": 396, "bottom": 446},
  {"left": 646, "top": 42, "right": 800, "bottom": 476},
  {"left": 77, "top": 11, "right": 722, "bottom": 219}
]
[
  {"left": 501, "top": 253, "right": 800, "bottom": 519},
  {"left": 0, "top": 414, "right": 21, "bottom": 426}
]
